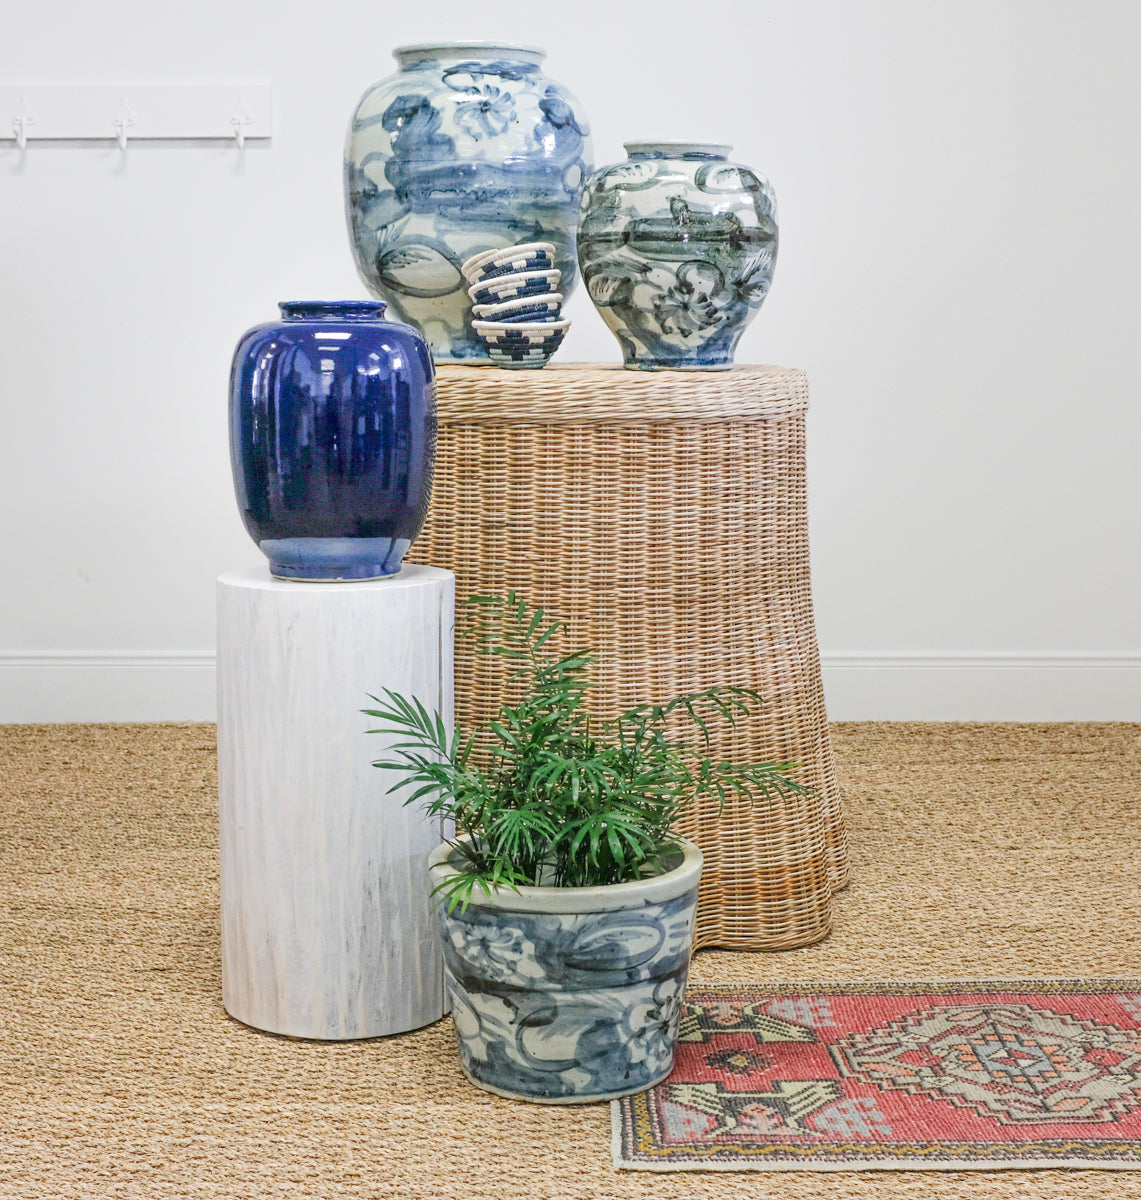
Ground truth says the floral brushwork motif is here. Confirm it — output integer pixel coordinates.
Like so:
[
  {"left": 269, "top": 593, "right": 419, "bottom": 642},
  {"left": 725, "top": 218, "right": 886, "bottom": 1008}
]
[
  {"left": 436, "top": 864, "right": 699, "bottom": 1102},
  {"left": 452, "top": 85, "right": 515, "bottom": 140},
  {"left": 577, "top": 143, "right": 777, "bottom": 370}
]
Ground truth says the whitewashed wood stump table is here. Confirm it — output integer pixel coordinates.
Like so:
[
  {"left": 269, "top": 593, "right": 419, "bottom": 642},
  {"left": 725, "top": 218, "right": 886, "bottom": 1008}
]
[{"left": 216, "top": 564, "right": 454, "bottom": 1039}]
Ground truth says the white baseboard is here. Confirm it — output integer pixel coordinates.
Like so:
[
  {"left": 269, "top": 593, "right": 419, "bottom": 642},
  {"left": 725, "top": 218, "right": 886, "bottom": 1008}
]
[
  {"left": 822, "top": 653, "right": 1141, "bottom": 720},
  {"left": 1, "top": 652, "right": 1139, "bottom": 723},
  {"left": 0, "top": 654, "right": 217, "bottom": 723}
]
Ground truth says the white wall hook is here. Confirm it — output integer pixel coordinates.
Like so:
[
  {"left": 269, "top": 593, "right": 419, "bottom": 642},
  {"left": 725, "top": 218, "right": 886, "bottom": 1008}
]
[
  {"left": 12, "top": 97, "right": 35, "bottom": 150},
  {"left": 229, "top": 95, "right": 255, "bottom": 151},
  {"left": 111, "top": 99, "right": 135, "bottom": 151},
  {"left": 229, "top": 99, "right": 254, "bottom": 151}
]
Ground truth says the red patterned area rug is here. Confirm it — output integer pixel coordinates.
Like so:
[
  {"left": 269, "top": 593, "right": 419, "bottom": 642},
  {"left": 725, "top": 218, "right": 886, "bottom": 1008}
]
[{"left": 612, "top": 980, "right": 1141, "bottom": 1171}]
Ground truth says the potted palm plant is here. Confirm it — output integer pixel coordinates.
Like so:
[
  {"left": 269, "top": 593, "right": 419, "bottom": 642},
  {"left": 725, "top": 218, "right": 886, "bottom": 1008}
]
[{"left": 364, "top": 593, "right": 810, "bottom": 1103}]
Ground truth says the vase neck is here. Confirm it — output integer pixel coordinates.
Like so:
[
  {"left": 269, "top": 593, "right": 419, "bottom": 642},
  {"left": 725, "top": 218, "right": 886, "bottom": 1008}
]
[
  {"left": 394, "top": 42, "right": 546, "bottom": 68},
  {"left": 278, "top": 301, "right": 386, "bottom": 323},
  {"left": 624, "top": 141, "right": 731, "bottom": 161}
]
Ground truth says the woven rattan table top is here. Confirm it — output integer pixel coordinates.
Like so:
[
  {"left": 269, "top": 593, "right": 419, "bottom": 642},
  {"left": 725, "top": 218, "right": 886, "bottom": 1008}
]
[{"left": 434, "top": 363, "right": 809, "bottom": 423}]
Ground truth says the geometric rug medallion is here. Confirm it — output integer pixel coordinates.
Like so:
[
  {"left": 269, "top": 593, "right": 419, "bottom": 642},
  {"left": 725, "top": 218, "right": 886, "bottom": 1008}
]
[{"left": 612, "top": 981, "right": 1141, "bottom": 1170}]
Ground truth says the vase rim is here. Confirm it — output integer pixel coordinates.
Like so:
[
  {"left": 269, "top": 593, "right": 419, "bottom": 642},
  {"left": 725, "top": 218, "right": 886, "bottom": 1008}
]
[
  {"left": 624, "top": 141, "right": 733, "bottom": 159},
  {"left": 394, "top": 42, "right": 546, "bottom": 66},
  {"left": 278, "top": 300, "right": 387, "bottom": 321}
]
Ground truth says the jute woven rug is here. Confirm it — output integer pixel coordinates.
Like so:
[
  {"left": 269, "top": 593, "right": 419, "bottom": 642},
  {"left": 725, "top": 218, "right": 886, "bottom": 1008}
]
[
  {"left": 1, "top": 720, "right": 1139, "bottom": 1199},
  {"left": 613, "top": 980, "right": 1141, "bottom": 1171}
]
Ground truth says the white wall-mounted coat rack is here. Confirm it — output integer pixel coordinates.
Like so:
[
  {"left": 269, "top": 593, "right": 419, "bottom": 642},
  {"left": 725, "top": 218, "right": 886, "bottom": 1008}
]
[{"left": 2, "top": 84, "right": 272, "bottom": 148}]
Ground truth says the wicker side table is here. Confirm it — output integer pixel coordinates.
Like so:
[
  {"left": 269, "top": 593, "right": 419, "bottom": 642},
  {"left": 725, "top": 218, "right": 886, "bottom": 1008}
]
[{"left": 413, "top": 363, "right": 848, "bottom": 951}]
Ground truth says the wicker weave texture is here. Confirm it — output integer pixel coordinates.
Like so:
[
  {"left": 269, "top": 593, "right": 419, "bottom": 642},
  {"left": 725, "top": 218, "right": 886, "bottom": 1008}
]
[{"left": 412, "top": 363, "right": 848, "bottom": 951}]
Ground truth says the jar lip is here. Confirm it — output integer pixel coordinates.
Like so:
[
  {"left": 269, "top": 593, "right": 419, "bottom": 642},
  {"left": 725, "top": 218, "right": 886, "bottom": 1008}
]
[
  {"left": 394, "top": 42, "right": 546, "bottom": 67},
  {"left": 428, "top": 834, "right": 703, "bottom": 913},
  {"left": 624, "top": 141, "right": 732, "bottom": 160},
  {"left": 279, "top": 300, "right": 387, "bottom": 322}
]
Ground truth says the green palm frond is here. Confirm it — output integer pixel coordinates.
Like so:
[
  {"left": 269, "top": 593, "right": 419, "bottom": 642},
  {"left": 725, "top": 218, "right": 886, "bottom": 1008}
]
[{"left": 366, "top": 592, "right": 812, "bottom": 904}]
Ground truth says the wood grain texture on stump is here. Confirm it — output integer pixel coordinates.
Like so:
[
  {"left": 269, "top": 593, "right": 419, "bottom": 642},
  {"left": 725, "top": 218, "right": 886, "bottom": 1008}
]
[
  {"left": 411, "top": 363, "right": 847, "bottom": 952},
  {"left": 216, "top": 565, "right": 454, "bottom": 1038}
]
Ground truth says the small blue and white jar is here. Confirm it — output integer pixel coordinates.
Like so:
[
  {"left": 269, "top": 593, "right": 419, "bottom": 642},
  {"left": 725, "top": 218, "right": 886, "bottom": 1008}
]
[
  {"left": 345, "top": 43, "right": 592, "bottom": 362},
  {"left": 428, "top": 836, "right": 702, "bottom": 1103},
  {"left": 577, "top": 142, "right": 778, "bottom": 370},
  {"left": 229, "top": 301, "right": 436, "bottom": 581}
]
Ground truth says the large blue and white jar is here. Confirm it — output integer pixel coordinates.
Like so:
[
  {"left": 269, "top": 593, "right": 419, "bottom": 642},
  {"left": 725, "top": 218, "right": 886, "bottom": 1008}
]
[
  {"left": 345, "top": 43, "right": 592, "bottom": 362},
  {"left": 428, "top": 835, "right": 702, "bottom": 1104},
  {"left": 577, "top": 142, "right": 778, "bottom": 370},
  {"left": 229, "top": 301, "right": 436, "bottom": 581}
]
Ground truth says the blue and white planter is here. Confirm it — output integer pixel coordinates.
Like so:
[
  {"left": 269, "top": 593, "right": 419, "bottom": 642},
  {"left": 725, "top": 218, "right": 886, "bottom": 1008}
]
[
  {"left": 344, "top": 43, "right": 592, "bottom": 362},
  {"left": 428, "top": 836, "right": 702, "bottom": 1103},
  {"left": 577, "top": 142, "right": 778, "bottom": 370}
]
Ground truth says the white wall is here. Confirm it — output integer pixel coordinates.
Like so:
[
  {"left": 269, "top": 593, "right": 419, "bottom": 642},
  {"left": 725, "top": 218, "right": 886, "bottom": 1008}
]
[{"left": 2, "top": 0, "right": 1139, "bottom": 721}]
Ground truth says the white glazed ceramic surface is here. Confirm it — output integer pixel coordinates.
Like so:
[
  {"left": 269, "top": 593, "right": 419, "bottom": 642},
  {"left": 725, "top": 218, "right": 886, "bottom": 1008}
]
[{"left": 346, "top": 53, "right": 591, "bottom": 363}]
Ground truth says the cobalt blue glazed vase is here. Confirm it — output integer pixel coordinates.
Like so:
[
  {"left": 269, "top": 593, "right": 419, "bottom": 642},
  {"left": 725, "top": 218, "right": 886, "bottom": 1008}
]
[
  {"left": 229, "top": 301, "right": 436, "bottom": 581},
  {"left": 577, "top": 142, "right": 778, "bottom": 370},
  {"left": 344, "top": 42, "right": 592, "bottom": 362},
  {"left": 427, "top": 836, "right": 702, "bottom": 1103}
]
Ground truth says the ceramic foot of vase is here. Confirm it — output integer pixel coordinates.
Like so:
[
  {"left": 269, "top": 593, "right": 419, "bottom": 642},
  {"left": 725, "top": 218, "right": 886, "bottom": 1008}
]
[{"left": 262, "top": 536, "right": 412, "bottom": 581}]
